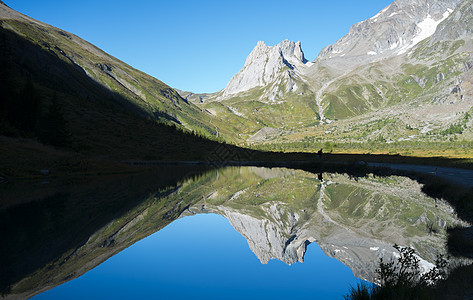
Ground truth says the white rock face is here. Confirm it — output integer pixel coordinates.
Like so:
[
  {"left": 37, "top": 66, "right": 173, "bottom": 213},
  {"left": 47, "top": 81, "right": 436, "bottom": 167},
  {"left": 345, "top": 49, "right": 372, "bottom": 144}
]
[
  {"left": 220, "top": 40, "right": 308, "bottom": 100},
  {"left": 430, "top": 0, "right": 473, "bottom": 42},
  {"left": 397, "top": 9, "right": 453, "bottom": 54},
  {"left": 317, "top": 0, "right": 464, "bottom": 64},
  {"left": 221, "top": 204, "right": 310, "bottom": 265},
  {"left": 214, "top": 204, "right": 430, "bottom": 281}
]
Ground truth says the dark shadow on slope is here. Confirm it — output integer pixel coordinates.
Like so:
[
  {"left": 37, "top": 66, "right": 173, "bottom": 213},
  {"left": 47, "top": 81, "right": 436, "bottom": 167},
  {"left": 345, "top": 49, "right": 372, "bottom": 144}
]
[
  {"left": 0, "top": 25, "right": 237, "bottom": 161},
  {"left": 0, "top": 25, "right": 149, "bottom": 121},
  {"left": 0, "top": 165, "right": 212, "bottom": 298},
  {"left": 447, "top": 226, "right": 473, "bottom": 258}
]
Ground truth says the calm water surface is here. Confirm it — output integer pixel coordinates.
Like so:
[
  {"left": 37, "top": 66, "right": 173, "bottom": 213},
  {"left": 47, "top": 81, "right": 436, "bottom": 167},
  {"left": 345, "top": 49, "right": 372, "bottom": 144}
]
[
  {"left": 33, "top": 214, "right": 360, "bottom": 299},
  {"left": 1, "top": 166, "right": 461, "bottom": 299}
]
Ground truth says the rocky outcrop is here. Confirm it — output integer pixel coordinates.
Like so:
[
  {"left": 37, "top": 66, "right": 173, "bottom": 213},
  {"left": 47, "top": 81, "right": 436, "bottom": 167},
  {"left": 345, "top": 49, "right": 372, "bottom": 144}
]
[
  {"left": 318, "top": 1, "right": 458, "bottom": 64},
  {"left": 222, "top": 205, "right": 308, "bottom": 264},
  {"left": 219, "top": 40, "right": 309, "bottom": 101},
  {"left": 429, "top": 0, "right": 473, "bottom": 42},
  {"left": 316, "top": 0, "right": 463, "bottom": 65}
]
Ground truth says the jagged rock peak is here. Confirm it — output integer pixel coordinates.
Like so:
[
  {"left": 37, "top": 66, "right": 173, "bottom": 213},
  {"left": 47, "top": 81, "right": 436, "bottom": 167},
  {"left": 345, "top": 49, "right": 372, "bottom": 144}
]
[
  {"left": 221, "top": 39, "right": 307, "bottom": 98},
  {"left": 221, "top": 206, "right": 309, "bottom": 265},
  {"left": 245, "top": 39, "right": 307, "bottom": 66}
]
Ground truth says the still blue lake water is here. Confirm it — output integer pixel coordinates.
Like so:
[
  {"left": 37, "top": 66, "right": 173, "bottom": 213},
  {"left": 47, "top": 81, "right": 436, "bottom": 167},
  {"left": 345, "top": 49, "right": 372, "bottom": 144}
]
[{"left": 33, "top": 213, "right": 362, "bottom": 300}]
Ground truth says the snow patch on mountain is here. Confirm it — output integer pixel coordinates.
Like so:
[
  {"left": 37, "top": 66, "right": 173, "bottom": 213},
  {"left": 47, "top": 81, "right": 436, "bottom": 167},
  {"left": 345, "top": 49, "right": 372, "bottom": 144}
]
[
  {"left": 398, "top": 9, "right": 453, "bottom": 54},
  {"left": 316, "top": 0, "right": 463, "bottom": 65}
]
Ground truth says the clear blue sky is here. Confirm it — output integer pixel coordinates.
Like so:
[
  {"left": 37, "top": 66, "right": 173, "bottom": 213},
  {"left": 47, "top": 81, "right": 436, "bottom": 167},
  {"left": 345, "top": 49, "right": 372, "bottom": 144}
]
[{"left": 7, "top": 0, "right": 393, "bottom": 93}]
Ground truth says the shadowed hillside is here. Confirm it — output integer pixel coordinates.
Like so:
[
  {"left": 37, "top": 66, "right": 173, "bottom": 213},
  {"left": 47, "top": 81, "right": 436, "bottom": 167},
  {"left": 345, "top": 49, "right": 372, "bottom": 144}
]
[{"left": 0, "top": 19, "right": 267, "bottom": 179}]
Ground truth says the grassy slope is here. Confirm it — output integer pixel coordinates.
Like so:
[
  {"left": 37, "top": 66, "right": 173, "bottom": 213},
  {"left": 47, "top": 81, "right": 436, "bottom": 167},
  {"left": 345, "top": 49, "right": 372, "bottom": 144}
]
[
  {"left": 0, "top": 3, "right": 233, "bottom": 138},
  {"left": 187, "top": 7, "right": 473, "bottom": 156},
  {"left": 0, "top": 20, "right": 257, "bottom": 170}
]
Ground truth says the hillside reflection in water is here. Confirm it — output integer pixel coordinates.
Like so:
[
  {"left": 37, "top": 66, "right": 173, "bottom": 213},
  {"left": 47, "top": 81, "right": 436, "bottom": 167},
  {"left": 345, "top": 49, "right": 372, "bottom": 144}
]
[
  {"left": 1, "top": 166, "right": 461, "bottom": 299},
  {"left": 35, "top": 214, "right": 359, "bottom": 299}
]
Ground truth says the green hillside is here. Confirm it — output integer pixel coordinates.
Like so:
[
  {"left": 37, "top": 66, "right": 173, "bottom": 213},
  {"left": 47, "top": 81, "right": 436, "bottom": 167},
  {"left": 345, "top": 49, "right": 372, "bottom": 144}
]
[{"left": 0, "top": 8, "right": 246, "bottom": 169}]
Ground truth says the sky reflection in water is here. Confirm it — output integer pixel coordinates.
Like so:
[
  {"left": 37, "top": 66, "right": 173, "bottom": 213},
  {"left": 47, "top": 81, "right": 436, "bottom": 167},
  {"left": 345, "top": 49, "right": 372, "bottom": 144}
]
[{"left": 33, "top": 213, "right": 361, "bottom": 300}]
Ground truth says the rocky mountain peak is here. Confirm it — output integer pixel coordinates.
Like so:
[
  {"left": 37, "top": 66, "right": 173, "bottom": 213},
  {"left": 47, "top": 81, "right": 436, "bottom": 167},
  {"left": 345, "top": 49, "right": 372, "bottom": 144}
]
[
  {"left": 316, "top": 0, "right": 464, "bottom": 65},
  {"left": 222, "top": 206, "right": 309, "bottom": 265},
  {"left": 244, "top": 39, "right": 306, "bottom": 67},
  {"left": 220, "top": 39, "right": 307, "bottom": 98},
  {"left": 429, "top": 0, "right": 473, "bottom": 42},
  {"left": 279, "top": 39, "right": 307, "bottom": 64}
]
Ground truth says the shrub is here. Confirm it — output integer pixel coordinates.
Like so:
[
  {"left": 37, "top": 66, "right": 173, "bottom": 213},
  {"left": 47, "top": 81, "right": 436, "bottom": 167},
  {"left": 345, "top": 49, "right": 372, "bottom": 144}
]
[{"left": 345, "top": 244, "right": 448, "bottom": 300}]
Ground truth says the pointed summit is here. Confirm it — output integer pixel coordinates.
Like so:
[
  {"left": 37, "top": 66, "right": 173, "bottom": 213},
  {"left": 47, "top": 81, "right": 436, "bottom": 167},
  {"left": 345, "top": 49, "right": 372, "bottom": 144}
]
[
  {"left": 279, "top": 39, "right": 307, "bottom": 64},
  {"left": 221, "top": 40, "right": 308, "bottom": 99}
]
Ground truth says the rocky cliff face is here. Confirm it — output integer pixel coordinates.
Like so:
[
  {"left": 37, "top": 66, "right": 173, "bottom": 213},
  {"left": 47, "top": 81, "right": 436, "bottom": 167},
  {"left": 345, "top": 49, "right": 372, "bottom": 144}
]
[
  {"left": 221, "top": 205, "right": 309, "bottom": 265},
  {"left": 429, "top": 0, "right": 473, "bottom": 42},
  {"left": 317, "top": 0, "right": 464, "bottom": 65},
  {"left": 219, "top": 40, "right": 310, "bottom": 101}
]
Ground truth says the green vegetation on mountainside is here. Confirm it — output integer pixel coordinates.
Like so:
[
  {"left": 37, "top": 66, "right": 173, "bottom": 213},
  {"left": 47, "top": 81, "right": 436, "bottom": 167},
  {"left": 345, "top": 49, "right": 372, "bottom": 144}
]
[
  {"left": 0, "top": 21, "right": 248, "bottom": 162},
  {"left": 182, "top": 167, "right": 461, "bottom": 265},
  {"left": 0, "top": 13, "right": 234, "bottom": 144}
]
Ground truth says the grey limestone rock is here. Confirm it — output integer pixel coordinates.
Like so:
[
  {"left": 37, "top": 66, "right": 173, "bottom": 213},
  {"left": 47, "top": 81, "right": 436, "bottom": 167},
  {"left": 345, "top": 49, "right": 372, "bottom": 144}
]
[
  {"left": 220, "top": 40, "right": 308, "bottom": 99},
  {"left": 316, "top": 0, "right": 464, "bottom": 64}
]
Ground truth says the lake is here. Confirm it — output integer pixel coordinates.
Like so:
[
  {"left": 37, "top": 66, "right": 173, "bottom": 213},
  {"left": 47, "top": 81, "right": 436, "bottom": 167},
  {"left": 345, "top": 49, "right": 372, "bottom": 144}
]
[{"left": 0, "top": 166, "right": 462, "bottom": 299}]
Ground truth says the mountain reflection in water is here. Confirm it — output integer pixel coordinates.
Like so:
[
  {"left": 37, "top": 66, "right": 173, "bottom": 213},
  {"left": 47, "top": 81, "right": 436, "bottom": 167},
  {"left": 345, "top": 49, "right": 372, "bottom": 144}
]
[{"left": 0, "top": 166, "right": 463, "bottom": 299}]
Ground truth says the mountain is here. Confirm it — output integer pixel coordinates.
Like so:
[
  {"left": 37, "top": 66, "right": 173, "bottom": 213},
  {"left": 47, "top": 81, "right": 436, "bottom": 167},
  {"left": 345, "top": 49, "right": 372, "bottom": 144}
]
[
  {"left": 182, "top": 0, "right": 473, "bottom": 154},
  {"left": 3, "top": 0, "right": 471, "bottom": 157},
  {"left": 0, "top": 1, "right": 249, "bottom": 163},
  {"left": 0, "top": 2, "right": 216, "bottom": 130},
  {"left": 317, "top": 0, "right": 463, "bottom": 65},
  {"left": 218, "top": 40, "right": 309, "bottom": 101},
  {"left": 180, "top": 167, "right": 463, "bottom": 280},
  {"left": 184, "top": 40, "right": 320, "bottom": 142}
]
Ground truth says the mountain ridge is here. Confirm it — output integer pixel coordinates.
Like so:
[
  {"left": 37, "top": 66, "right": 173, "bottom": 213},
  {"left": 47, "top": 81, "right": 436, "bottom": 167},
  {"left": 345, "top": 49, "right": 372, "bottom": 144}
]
[
  {"left": 180, "top": 0, "right": 473, "bottom": 151},
  {"left": 0, "top": 2, "right": 230, "bottom": 138},
  {"left": 316, "top": 0, "right": 463, "bottom": 65},
  {"left": 218, "top": 39, "right": 310, "bottom": 101}
]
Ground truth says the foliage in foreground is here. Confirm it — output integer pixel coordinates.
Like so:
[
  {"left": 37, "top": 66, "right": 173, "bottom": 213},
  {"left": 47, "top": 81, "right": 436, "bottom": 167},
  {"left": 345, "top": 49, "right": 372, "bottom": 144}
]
[{"left": 344, "top": 245, "right": 449, "bottom": 300}]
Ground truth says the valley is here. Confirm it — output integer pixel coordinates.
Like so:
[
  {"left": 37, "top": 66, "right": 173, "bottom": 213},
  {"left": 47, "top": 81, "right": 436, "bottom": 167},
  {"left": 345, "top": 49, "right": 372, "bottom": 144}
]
[
  {"left": 176, "top": 0, "right": 473, "bottom": 158},
  {"left": 1, "top": 0, "right": 473, "bottom": 171},
  {"left": 2, "top": 0, "right": 473, "bottom": 298}
]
